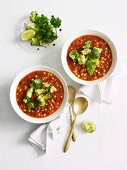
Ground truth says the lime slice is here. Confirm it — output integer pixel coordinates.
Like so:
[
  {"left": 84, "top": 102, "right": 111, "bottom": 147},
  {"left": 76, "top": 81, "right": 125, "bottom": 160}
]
[
  {"left": 21, "top": 30, "right": 35, "bottom": 41},
  {"left": 39, "top": 40, "right": 44, "bottom": 46},
  {"left": 26, "top": 23, "right": 36, "bottom": 30},
  {"left": 81, "top": 121, "right": 96, "bottom": 133},
  {"left": 31, "top": 37, "right": 39, "bottom": 45}
]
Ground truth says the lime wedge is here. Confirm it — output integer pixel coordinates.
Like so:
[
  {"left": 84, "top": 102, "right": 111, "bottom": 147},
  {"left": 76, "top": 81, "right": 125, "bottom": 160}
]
[
  {"left": 81, "top": 121, "right": 96, "bottom": 133},
  {"left": 26, "top": 23, "right": 36, "bottom": 30},
  {"left": 31, "top": 37, "right": 39, "bottom": 45},
  {"left": 21, "top": 30, "right": 35, "bottom": 41}
]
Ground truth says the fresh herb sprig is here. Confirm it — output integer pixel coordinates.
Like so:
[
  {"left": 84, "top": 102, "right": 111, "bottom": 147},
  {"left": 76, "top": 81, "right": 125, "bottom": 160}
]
[{"left": 21, "top": 11, "right": 62, "bottom": 47}]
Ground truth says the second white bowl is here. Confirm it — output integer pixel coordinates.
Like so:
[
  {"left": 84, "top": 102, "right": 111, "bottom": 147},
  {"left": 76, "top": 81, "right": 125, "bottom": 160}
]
[{"left": 61, "top": 30, "right": 117, "bottom": 85}]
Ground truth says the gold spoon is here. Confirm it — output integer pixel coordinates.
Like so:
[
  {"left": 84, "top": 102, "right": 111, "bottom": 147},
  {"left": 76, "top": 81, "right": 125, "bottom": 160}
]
[
  {"left": 64, "top": 97, "right": 88, "bottom": 152},
  {"left": 68, "top": 86, "right": 76, "bottom": 142}
]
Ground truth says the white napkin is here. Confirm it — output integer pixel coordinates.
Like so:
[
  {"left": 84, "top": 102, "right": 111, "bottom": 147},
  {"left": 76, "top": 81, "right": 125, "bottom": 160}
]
[
  {"left": 28, "top": 106, "right": 67, "bottom": 156},
  {"left": 79, "top": 58, "right": 127, "bottom": 104},
  {"left": 79, "top": 76, "right": 116, "bottom": 104},
  {"left": 28, "top": 124, "right": 47, "bottom": 156},
  {"left": 28, "top": 117, "right": 63, "bottom": 156}
]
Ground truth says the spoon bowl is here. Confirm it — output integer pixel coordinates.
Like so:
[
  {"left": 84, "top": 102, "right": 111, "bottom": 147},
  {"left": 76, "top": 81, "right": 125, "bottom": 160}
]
[{"left": 73, "top": 97, "right": 88, "bottom": 116}]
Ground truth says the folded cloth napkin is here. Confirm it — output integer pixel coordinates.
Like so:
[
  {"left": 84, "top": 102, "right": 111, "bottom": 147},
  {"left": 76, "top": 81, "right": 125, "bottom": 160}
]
[
  {"left": 79, "top": 76, "right": 116, "bottom": 104},
  {"left": 28, "top": 117, "right": 63, "bottom": 156},
  {"left": 79, "top": 57, "right": 127, "bottom": 104},
  {"left": 28, "top": 104, "right": 68, "bottom": 156},
  {"left": 28, "top": 124, "right": 47, "bottom": 156}
]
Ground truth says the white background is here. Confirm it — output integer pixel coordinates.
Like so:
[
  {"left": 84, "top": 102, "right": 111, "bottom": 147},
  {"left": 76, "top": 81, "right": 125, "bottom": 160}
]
[{"left": 0, "top": 0, "right": 127, "bottom": 170}]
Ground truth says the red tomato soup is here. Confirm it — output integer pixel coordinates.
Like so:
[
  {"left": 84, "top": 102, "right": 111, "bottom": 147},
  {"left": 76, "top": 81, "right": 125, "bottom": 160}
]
[
  {"left": 16, "top": 71, "right": 64, "bottom": 118},
  {"left": 67, "top": 35, "right": 112, "bottom": 81}
]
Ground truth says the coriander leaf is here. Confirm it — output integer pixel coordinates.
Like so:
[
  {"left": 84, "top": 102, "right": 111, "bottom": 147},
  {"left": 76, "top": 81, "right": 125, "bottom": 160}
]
[
  {"left": 34, "top": 101, "right": 42, "bottom": 108},
  {"left": 83, "top": 40, "right": 92, "bottom": 49},
  {"left": 47, "top": 86, "right": 51, "bottom": 93},
  {"left": 27, "top": 101, "right": 35, "bottom": 111},
  {"left": 30, "top": 11, "right": 38, "bottom": 23},
  {"left": 44, "top": 32, "right": 58, "bottom": 44},
  {"left": 50, "top": 16, "right": 62, "bottom": 28},
  {"left": 34, "top": 15, "right": 48, "bottom": 27},
  {"left": 35, "top": 31, "right": 44, "bottom": 40}
]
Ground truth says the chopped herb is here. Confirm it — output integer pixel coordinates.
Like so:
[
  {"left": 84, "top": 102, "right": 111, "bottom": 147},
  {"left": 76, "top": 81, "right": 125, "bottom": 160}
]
[
  {"left": 50, "top": 16, "right": 62, "bottom": 28},
  {"left": 27, "top": 101, "right": 35, "bottom": 111},
  {"left": 21, "top": 11, "right": 62, "bottom": 46},
  {"left": 23, "top": 78, "right": 57, "bottom": 111},
  {"left": 69, "top": 40, "right": 102, "bottom": 76}
]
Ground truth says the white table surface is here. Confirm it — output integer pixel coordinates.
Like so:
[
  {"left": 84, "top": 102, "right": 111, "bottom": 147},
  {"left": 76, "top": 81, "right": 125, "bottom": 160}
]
[{"left": 1, "top": 0, "right": 127, "bottom": 170}]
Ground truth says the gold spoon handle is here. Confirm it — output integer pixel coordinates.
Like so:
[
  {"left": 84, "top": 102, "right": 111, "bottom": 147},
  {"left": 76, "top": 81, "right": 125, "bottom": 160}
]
[
  {"left": 69, "top": 105, "right": 76, "bottom": 142},
  {"left": 64, "top": 116, "right": 77, "bottom": 152}
]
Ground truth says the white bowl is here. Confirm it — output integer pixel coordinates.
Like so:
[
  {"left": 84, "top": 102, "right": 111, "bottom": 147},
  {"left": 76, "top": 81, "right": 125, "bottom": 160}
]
[
  {"left": 61, "top": 30, "right": 117, "bottom": 85},
  {"left": 10, "top": 65, "right": 68, "bottom": 124}
]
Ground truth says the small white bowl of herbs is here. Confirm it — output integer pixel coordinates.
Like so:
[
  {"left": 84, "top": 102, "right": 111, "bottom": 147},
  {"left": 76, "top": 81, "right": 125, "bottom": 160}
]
[{"left": 20, "top": 11, "right": 62, "bottom": 52}]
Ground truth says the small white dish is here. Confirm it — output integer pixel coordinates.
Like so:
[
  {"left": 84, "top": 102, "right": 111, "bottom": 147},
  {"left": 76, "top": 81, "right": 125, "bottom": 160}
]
[
  {"left": 61, "top": 30, "right": 117, "bottom": 85},
  {"left": 20, "top": 10, "right": 63, "bottom": 53},
  {"left": 10, "top": 65, "right": 68, "bottom": 124}
]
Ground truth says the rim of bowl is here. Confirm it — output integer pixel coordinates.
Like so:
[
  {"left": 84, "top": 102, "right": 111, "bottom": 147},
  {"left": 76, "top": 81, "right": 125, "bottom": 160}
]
[
  {"left": 10, "top": 65, "right": 68, "bottom": 124},
  {"left": 61, "top": 30, "right": 117, "bottom": 85}
]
